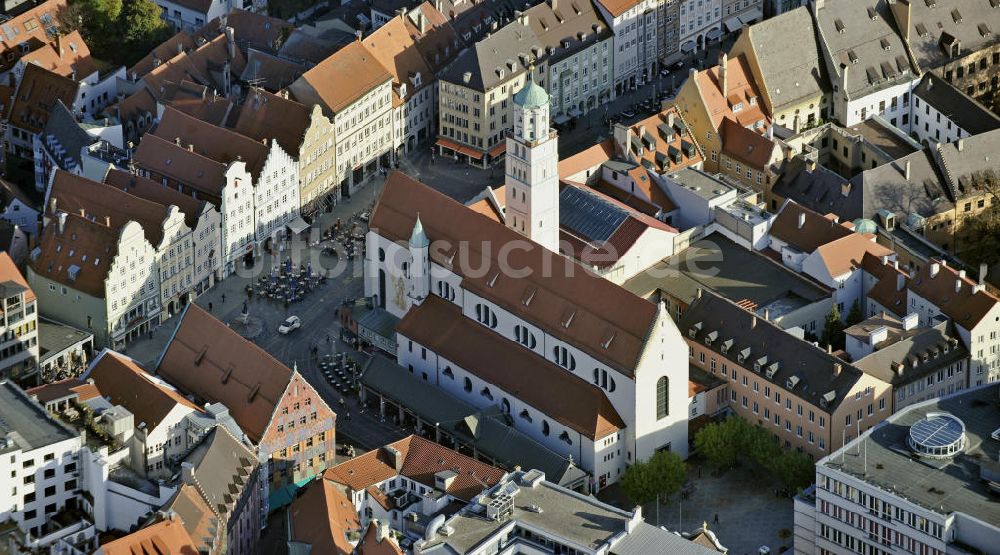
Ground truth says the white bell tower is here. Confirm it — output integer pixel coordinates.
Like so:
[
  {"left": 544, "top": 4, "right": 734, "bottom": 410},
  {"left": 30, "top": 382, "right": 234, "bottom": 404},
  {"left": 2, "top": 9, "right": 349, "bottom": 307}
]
[
  {"left": 407, "top": 214, "right": 430, "bottom": 303},
  {"left": 504, "top": 70, "right": 559, "bottom": 253}
]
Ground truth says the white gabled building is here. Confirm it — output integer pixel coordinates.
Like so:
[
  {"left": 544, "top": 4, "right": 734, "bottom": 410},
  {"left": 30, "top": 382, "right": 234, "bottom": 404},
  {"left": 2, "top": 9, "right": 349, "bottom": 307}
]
[
  {"left": 83, "top": 350, "right": 202, "bottom": 480},
  {"left": 46, "top": 171, "right": 196, "bottom": 320},
  {"left": 364, "top": 81, "right": 690, "bottom": 491},
  {"left": 103, "top": 169, "right": 223, "bottom": 297},
  {"left": 133, "top": 133, "right": 255, "bottom": 278},
  {"left": 28, "top": 208, "right": 160, "bottom": 350},
  {"left": 151, "top": 106, "right": 300, "bottom": 247},
  {"left": 595, "top": 0, "right": 662, "bottom": 94}
]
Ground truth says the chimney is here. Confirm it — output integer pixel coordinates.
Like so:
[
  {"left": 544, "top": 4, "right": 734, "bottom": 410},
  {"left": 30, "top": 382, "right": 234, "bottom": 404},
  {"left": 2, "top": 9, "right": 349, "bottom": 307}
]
[
  {"left": 957, "top": 138, "right": 964, "bottom": 152},
  {"left": 104, "top": 216, "right": 111, "bottom": 227},
  {"left": 797, "top": 211, "right": 806, "bottom": 229},
  {"left": 751, "top": 316, "right": 757, "bottom": 329},
  {"left": 980, "top": 262, "right": 988, "bottom": 285},
  {"left": 376, "top": 520, "right": 390, "bottom": 542},
  {"left": 225, "top": 26, "right": 236, "bottom": 60},
  {"left": 696, "top": 287, "right": 703, "bottom": 299},
  {"left": 896, "top": 272, "right": 906, "bottom": 291},
  {"left": 785, "top": 146, "right": 794, "bottom": 161},
  {"left": 902, "top": 313, "right": 918, "bottom": 331},
  {"left": 806, "top": 159, "right": 817, "bottom": 173},
  {"left": 57, "top": 212, "right": 67, "bottom": 235},
  {"left": 667, "top": 112, "right": 676, "bottom": 128},
  {"left": 930, "top": 262, "right": 940, "bottom": 278},
  {"left": 841, "top": 182, "right": 852, "bottom": 197},
  {"left": 78, "top": 208, "right": 85, "bottom": 217},
  {"left": 49, "top": 197, "right": 57, "bottom": 214},
  {"left": 840, "top": 63, "right": 849, "bottom": 97},
  {"left": 188, "top": 143, "right": 195, "bottom": 152},
  {"left": 763, "top": 308, "right": 770, "bottom": 321},
  {"left": 833, "top": 363, "right": 842, "bottom": 376},
  {"left": 904, "top": 159, "right": 911, "bottom": 180},
  {"left": 177, "top": 41, "right": 184, "bottom": 55},
  {"left": 181, "top": 462, "right": 196, "bottom": 485},
  {"left": 955, "top": 279, "right": 962, "bottom": 294},
  {"left": 719, "top": 52, "right": 728, "bottom": 97},
  {"left": 56, "top": 33, "right": 63, "bottom": 58},
  {"left": 827, "top": 344, "right": 833, "bottom": 354}
]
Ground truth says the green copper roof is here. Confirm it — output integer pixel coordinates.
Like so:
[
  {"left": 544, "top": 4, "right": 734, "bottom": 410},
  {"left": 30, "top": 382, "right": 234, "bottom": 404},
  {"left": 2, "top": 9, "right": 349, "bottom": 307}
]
[
  {"left": 513, "top": 75, "right": 549, "bottom": 108},
  {"left": 852, "top": 218, "right": 878, "bottom": 234},
  {"left": 409, "top": 214, "right": 429, "bottom": 248}
]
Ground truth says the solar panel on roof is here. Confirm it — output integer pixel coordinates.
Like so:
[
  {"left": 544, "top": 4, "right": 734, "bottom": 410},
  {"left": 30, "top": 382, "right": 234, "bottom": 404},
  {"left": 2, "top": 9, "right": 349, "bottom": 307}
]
[
  {"left": 909, "top": 414, "right": 963, "bottom": 448},
  {"left": 558, "top": 186, "right": 629, "bottom": 243}
]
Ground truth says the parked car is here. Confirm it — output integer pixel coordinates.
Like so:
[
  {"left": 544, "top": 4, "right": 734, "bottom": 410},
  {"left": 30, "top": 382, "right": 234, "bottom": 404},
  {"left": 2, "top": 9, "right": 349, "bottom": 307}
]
[{"left": 278, "top": 316, "right": 301, "bottom": 334}]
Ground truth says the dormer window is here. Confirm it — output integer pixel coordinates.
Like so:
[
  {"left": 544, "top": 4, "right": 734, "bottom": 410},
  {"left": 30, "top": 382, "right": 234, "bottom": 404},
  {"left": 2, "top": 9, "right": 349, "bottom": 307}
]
[{"left": 732, "top": 102, "right": 744, "bottom": 112}]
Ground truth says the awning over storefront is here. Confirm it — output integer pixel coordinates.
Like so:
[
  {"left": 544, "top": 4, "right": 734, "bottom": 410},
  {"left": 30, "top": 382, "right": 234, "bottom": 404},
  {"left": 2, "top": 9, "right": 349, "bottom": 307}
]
[
  {"left": 724, "top": 16, "right": 742, "bottom": 33},
  {"left": 680, "top": 40, "right": 696, "bottom": 53},
  {"left": 286, "top": 216, "right": 310, "bottom": 234},
  {"left": 706, "top": 27, "right": 724, "bottom": 40},
  {"left": 741, "top": 6, "right": 763, "bottom": 25},
  {"left": 436, "top": 138, "right": 484, "bottom": 159},
  {"left": 568, "top": 107, "right": 583, "bottom": 118},
  {"left": 488, "top": 142, "right": 506, "bottom": 158}
]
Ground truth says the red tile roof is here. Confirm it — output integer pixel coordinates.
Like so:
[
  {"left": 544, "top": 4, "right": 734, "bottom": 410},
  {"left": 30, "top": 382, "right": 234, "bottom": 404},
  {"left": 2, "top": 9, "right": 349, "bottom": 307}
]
[
  {"left": 0, "top": 250, "right": 34, "bottom": 302},
  {"left": 26, "top": 378, "right": 99, "bottom": 404},
  {"left": 29, "top": 212, "right": 118, "bottom": 298},
  {"left": 325, "top": 435, "right": 505, "bottom": 501},
  {"left": 909, "top": 259, "right": 1000, "bottom": 329},
  {"left": 288, "top": 41, "right": 392, "bottom": 115},
  {"left": 289, "top": 477, "right": 360, "bottom": 555},
  {"left": 48, "top": 171, "right": 174, "bottom": 248},
  {"left": 153, "top": 106, "right": 269, "bottom": 181},
  {"left": 97, "top": 517, "right": 199, "bottom": 555},
  {"left": 395, "top": 297, "right": 626, "bottom": 439},
  {"left": 694, "top": 54, "right": 769, "bottom": 131},
  {"left": 87, "top": 351, "right": 202, "bottom": 432},
  {"left": 769, "top": 202, "right": 853, "bottom": 254},
  {"left": 156, "top": 304, "right": 295, "bottom": 443},
  {"left": 558, "top": 139, "right": 614, "bottom": 179},
  {"left": 372, "top": 172, "right": 659, "bottom": 376},
  {"left": 9, "top": 63, "right": 78, "bottom": 134}
]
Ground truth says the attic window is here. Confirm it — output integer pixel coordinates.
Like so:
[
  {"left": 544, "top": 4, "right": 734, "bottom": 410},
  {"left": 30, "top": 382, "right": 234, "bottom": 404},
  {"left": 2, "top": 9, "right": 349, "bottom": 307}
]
[
  {"left": 601, "top": 330, "right": 616, "bottom": 349},
  {"left": 561, "top": 308, "right": 576, "bottom": 328},
  {"left": 924, "top": 0, "right": 936, "bottom": 7},
  {"left": 979, "top": 23, "right": 991, "bottom": 38},
  {"left": 194, "top": 345, "right": 207, "bottom": 366},
  {"left": 221, "top": 363, "right": 234, "bottom": 384},
  {"left": 916, "top": 23, "right": 928, "bottom": 37},
  {"left": 848, "top": 50, "right": 859, "bottom": 64},
  {"left": 867, "top": 7, "right": 878, "bottom": 20},
  {"left": 951, "top": 9, "right": 962, "bottom": 23},
  {"left": 835, "top": 19, "right": 845, "bottom": 33},
  {"left": 880, "top": 38, "right": 891, "bottom": 51}
]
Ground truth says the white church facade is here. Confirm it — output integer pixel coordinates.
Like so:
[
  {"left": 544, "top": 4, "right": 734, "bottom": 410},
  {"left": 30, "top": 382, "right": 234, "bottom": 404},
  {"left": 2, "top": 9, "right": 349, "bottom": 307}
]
[{"left": 364, "top": 79, "right": 690, "bottom": 490}]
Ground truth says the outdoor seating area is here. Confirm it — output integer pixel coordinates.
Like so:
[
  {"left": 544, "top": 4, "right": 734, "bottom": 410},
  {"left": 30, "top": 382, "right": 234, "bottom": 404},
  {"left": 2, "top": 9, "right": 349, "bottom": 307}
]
[
  {"left": 250, "top": 259, "right": 326, "bottom": 304},
  {"left": 320, "top": 352, "right": 360, "bottom": 398},
  {"left": 318, "top": 213, "right": 368, "bottom": 259}
]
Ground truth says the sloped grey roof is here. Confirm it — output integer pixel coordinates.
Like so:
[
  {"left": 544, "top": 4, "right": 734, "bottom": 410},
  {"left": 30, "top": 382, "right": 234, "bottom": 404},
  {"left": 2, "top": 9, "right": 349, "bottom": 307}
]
[
  {"left": 853, "top": 321, "right": 968, "bottom": 386},
  {"left": 814, "top": 0, "right": 917, "bottom": 97},
  {"left": 935, "top": 127, "right": 1000, "bottom": 200},
  {"left": 680, "top": 290, "right": 867, "bottom": 413},
  {"left": 856, "top": 150, "right": 951, "bottom": 221},
  {"left": 361, "top": 355, "right": 587, "bottom": 488},
  {"left": 897, "top": 0, "right": 1000, "bottom": 70},
  {"left": 40, "top": 100, "right": 97, "bottom": 170},
  {"left": 744, "top": 6, "right": 830, "bottom": 110},
  {"left": 772, "top": 157, "right": 858, "bottom": 219},
  {"left": 913, "top": 74, "right": 1000, "bottom": 137},
  {"left": 611, "top": 522, "right": 722, "bottom": 555},
  {"left": 440, "top": 18, "right": 543, "bottom": 91},
  {"left": 182, "top": 426, "right": 257, "bottom": 516}
]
